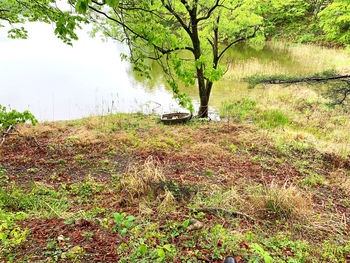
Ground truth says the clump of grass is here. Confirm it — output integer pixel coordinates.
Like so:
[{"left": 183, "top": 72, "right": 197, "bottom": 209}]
[
  {"left": 220, "top": 98, "right": 256, "bottom": 122},
  {"left": 258, "top": 109, "right": 290, "bottom": 129},
  {"left": 158, "top": 190, "right": 176, "bottom": 216},
  {"left": 254, "top": 183, "right": 311, "bottom": 220},
  {"left": 220, "top": 98, "right": 290, "bottom": 129},
  {"left": 120, "top": 158, "right": 165, "bottom": 199},
  {"left": 70, "top": 177, "right": 104, "bottom": 198},
  {"left": 191, "top": 186, "right": 245, "bottom": 213}
]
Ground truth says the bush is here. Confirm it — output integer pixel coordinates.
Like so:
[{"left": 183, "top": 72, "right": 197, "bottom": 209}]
[{"left": 0, "top": 105, "right": 37, "bottom": 130}]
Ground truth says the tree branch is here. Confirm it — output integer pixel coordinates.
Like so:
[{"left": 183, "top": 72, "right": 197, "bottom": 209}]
[
  {"left": 88, "top": 4, "right": 194, "bottom": 56},
  {"left": 197, "top": 0, "right": 220, "bottom": 22},
  {"left": 161, "top": 0, "right": 192, "bottom": 35},
  {"left": 218, "top": 26, "right": 259, "bottom": 60}
]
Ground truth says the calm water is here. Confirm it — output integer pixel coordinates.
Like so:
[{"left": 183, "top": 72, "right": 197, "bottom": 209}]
[{"left": 1, "top": 23, "right": 348, "bottom": 121}]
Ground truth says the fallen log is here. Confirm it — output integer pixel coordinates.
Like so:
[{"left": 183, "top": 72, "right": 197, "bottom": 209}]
[{"left": 246, "top": 70, "right": 350, "bottom": 106}]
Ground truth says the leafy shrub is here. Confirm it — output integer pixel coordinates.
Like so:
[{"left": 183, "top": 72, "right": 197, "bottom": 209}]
[
  {"left": 0, "top": 105, "right": 37, "bottom": 130},
  {"left": 318, "top": 0, "right": 350, "bottom": 45}
]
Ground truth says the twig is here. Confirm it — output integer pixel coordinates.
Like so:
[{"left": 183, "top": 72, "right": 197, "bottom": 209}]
[
  {"left": 0, "top": 125, "right": 13, "bottom": 146},
  {"left": 42, "top": 200, "right": 60, "bottom": 218},
  {"left": 0, "top": 125, "right": 42, "bottom": 148},
  {"left": 189, "top": 207, "right": 255, "bottom": 222}
]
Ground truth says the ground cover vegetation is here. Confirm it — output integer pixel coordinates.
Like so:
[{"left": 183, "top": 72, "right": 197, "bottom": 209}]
[{"left": 0, "top": 107, "right": 349, "bottom": 261}]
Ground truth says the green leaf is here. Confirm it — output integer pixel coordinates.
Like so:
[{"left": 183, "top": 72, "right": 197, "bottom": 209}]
[
  {"left": 106, "top": 0, "right": 119, "bottom": 8},
  {"left": 75, "top": 0, "right": 90, "bottom": 14},
  {"left": 157, "top": 248, "right": 165, "bottom": 259},
  {"left": 163, "top": 244, "right": 172, "bottom": 252},
  {"left": 182, "top": 219, "right": 190, "bottom": 228}
]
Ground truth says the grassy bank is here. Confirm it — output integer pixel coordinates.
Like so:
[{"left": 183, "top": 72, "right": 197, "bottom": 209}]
[{"left": 0, "top": 111, "right": 349, "bottom": 262}]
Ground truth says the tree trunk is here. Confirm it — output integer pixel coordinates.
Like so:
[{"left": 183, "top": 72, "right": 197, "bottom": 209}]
[
  {"left": 188, "top": 5, "right": 215, "bottom": 118},
  {"left": 197, "top": 16, "right": 218, "bottom": 118},
  {"left": 198, "top": 80, "right": 214, "bottom": 118},
  {"left": 198, "top": 91, "right": 209, "bottom": 118}
]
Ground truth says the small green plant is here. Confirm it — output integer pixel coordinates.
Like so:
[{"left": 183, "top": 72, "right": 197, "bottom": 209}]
[
  {"left": 82, "top": 231, "right": 94, "bottom": 239},
  {"left": 321, "top": 240, "right": 350, "bottom": 262},
  {"left": 301, "top": 173, "right": 325, "bottom": 187},
  {"left": 110, "top": 124, "right": 118, "bottom": 132},
  {"left": 0, "top": 209, "right": 28, "bottom": 256},
  {"left": 108, "top": 150, "right": 116, "bottom": 156},
  {"left": 58, "top": 159, "right": 66, "bottom": 165},
  {"left": 156, "top": 244, "right": 174, "bottom": 261},
  {"left": 0, "top": 165, "right": 9, "bottom": 187},
  {"left": 27, "top": 168, "right": 38, "bottom": 174},
  {"left": 70, "top": 180, "right": 103, "bottom": 199},
  {"left": 61, "top": 246, "right": 84, "bottom": 260},
  {"left": 230, "top": 144, "right": 237, "bottom": 153},
  {"left": 205, "top": 169, "right": 214, "bottom": 175},
  {"left": 250, "top": 243, "right": 274, "bottom": 263},
  {"left": 113, "top": 212, "right": 136, "bottom": 236}
]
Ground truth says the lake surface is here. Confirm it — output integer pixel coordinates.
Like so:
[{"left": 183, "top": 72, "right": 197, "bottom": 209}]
[{"left": 1, "top": 23, "right": 349, "bottom": 121}]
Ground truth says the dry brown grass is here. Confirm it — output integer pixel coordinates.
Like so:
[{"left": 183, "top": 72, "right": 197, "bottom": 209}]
[
  {"left": 119, "top": 158, "right": 165, "bottom": 199},
  {"left": 252, "top": 182, "right": 312, "bottom": 220},
  {"left": 179, "top": 142, "right": 228, "bottom": 160},
  {"left": 329, "top": 169, "right": 350, "bottom": 196},
  {"left": 342, "top": 178, "right": 350, "bottom": 195},
  {"left": 74, "top": 127, "right": 105, "bottom": 144},
  {"left": 18, "top": 122, "right": 59, "bottom": 137},
  {"left": 157, "top": 190, "right": 176, "bottom": 216}
]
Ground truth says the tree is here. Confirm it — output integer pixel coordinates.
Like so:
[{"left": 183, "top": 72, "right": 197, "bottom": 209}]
[
  {"left": 318, "top": 0, "right": 350, "bottom": 45},
  {"left": 0, "top": 0, "right": 86, "bottom": 45},
  {"left": 70, "top": 0, "right": 264, "bottom": 117}
]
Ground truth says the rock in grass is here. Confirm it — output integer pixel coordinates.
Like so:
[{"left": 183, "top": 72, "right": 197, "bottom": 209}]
[
  {"left": 57, "top": 234, "right": 65, "bottom": 243},
  {"left": 224, "top": 257, "right": 237, "bottom": 263},
  {"left": 186, "top": 219, "right": 204, "bottom": 231}
]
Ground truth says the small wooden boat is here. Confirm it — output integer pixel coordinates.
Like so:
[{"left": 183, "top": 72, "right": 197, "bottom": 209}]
[{"left": 161, "top": 112, "right": 192, "bottom": 124}]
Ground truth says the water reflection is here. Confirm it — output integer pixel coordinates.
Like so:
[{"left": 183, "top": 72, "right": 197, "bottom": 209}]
[{"left": 0, "top": 23, "right": 183, "bottom": 121}]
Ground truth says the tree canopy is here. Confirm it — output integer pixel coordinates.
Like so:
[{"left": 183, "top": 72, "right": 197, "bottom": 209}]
[
  {"left": 70, "top": 0, "right": 264, "bottom": 117},
  {"left": 318, "top": 0, "right": 350, "bottom": 45},
  {"left": 0, "top": 0, "right": 85, "bottom": 44}
]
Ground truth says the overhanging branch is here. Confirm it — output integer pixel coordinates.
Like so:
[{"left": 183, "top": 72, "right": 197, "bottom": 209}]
[
  {"left": 218, "top": 26, "right": 259, "bottom": 60},
  {"left": 88, "top": 4, "right": 194, "bottom": 57}
]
